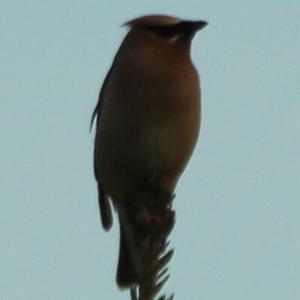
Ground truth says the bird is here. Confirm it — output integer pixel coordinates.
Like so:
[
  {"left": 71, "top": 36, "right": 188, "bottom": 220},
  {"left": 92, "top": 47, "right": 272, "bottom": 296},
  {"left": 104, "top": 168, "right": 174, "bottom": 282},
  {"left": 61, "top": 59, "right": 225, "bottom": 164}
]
[{"left": 91, "top": 14, "right": 207, "bottom": 289}]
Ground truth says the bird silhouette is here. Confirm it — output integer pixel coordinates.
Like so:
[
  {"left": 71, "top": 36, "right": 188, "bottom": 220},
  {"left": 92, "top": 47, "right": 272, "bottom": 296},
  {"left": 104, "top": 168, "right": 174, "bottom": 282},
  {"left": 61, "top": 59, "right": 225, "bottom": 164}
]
[{"left": 91, "top": 14, "right": 206, "bottom": 289}]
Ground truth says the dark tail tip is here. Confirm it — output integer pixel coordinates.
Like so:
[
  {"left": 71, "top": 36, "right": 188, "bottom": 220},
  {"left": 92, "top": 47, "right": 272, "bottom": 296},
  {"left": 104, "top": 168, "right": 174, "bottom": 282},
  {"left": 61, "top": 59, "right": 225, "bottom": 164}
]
[{"left": 117, "top": 220, "right": 138, "bottom": 288}]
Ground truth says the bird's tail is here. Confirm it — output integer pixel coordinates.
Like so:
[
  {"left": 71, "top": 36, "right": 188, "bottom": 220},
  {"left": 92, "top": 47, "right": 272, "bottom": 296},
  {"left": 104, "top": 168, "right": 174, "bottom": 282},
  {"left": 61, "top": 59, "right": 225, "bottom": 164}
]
[
  {"left": 116, "top": 189, "right": 175, "bottom": 295},
  {"left": 117, "top": 216, "right": 139, "bottom": 288}
]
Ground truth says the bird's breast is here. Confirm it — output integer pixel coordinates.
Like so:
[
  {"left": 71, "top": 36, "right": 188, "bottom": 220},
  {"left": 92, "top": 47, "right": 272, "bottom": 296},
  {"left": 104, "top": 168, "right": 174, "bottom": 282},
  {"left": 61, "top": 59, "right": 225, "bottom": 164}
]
[{"left": 97, "top": 51, "right": 201, "bottom": 187}]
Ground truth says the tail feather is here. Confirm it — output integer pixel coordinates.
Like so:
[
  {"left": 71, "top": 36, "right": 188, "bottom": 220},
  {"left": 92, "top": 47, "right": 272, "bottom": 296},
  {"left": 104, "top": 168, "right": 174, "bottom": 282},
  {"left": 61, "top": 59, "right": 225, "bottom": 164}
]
[
  {"left": 115, "top": 188, "right": 175, "bottom": 292},
  {"left": 117, "top": 219, "right": 139, "bottom": 288}
]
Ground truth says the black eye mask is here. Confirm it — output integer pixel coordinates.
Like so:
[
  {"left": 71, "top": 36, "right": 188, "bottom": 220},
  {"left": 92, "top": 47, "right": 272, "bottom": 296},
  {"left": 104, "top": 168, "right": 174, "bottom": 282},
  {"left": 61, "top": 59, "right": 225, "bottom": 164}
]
[{"left": 141, "top": 21, "right": 205, "bottom": 39}]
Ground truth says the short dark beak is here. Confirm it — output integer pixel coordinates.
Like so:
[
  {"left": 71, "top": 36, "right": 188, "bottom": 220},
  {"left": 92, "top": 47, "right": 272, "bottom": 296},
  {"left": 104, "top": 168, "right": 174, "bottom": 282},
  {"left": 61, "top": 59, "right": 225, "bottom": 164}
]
[{"left": 191, "top": 20, "right": 208, "bottom": 31}]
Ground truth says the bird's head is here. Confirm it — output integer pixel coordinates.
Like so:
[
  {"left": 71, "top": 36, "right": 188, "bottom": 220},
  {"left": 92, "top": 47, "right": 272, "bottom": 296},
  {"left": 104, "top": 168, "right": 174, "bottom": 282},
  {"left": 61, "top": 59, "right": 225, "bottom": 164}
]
[{"left": 124, "top": 15, "right": 207, "bottom": 45}]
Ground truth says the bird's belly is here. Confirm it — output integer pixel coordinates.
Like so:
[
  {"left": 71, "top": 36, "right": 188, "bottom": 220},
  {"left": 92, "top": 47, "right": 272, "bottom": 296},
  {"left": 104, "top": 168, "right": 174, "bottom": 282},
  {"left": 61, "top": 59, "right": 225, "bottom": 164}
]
[
  {"left": 97, "top": 109, "right": 198, "bottom": 187},
  {"left": 141, "top": 115, "right": 200, "bottom": 176},
  {"left": 97, "top": 118, "right": 198, "bottom": 199}
]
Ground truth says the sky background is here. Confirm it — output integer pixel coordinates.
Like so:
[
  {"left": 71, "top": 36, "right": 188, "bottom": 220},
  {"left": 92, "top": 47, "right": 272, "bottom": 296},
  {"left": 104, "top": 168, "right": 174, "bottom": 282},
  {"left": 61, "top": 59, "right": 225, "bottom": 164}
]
[{"left": 1, "top": 1, "right": 299, "bottom": 300}]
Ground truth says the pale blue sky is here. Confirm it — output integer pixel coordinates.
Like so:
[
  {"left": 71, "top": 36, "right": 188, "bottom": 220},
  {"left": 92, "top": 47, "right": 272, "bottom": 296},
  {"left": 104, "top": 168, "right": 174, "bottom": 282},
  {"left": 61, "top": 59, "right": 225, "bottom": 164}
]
[{"left": 1, "top": 1, "right": 299, "bottom": 300}]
